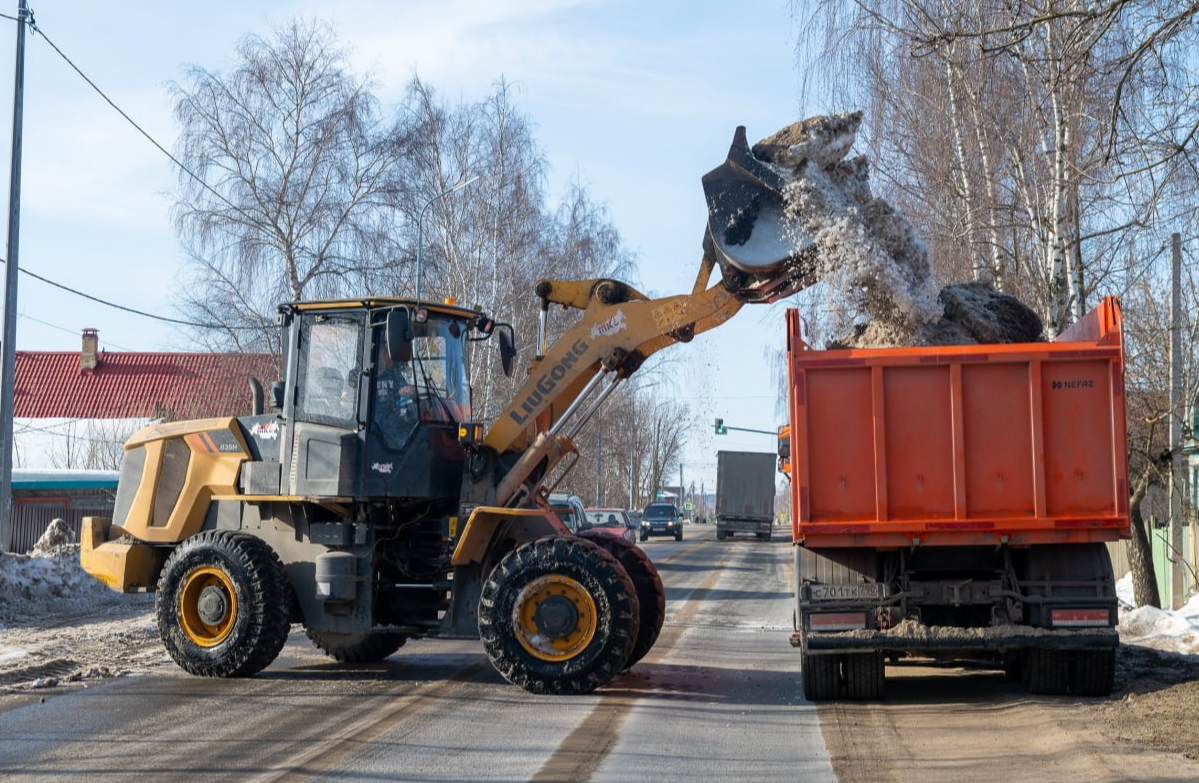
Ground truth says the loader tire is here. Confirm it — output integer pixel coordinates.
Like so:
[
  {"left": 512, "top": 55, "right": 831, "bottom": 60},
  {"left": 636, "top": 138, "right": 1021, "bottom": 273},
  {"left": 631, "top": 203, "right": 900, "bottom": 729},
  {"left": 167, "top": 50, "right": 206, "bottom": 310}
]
[
  {"left": 801, "top": 651, "right": 840, "bottom": 701},
  {"left": 845, "top": 652, "right": 885, "bottom": 700},
  {"left": 579, "top": 532, "right": 666, "bottom": 669},
  {"left": 1027, "top": 648, "right": 1070, "bottom": 695},
  {"left": 306, "top": 630, "right": 407, "bottom": 663},
  {"left": 1070, "top": 649, "right": 1116, "bottom": 697},
  {"left": 479, "top": 536, "right": 639, "bottom": 695},
  {"left": 156, "top": 530, "right": 292, "bottom": 678}
]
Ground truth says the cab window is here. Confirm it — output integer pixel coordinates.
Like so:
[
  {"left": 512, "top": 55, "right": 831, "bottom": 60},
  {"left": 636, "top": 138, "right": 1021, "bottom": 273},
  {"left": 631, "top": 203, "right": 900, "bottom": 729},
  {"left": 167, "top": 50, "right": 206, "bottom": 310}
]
[{"left": 296, "top": 314, "right": 363, "bottom": 426}]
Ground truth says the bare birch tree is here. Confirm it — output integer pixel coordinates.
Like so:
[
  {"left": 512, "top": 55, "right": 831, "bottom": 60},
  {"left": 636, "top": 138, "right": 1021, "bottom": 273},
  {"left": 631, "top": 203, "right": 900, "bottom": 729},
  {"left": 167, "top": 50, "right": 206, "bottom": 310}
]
[{"left": 171, "top": 20, "right": 409, "bottom": 353}]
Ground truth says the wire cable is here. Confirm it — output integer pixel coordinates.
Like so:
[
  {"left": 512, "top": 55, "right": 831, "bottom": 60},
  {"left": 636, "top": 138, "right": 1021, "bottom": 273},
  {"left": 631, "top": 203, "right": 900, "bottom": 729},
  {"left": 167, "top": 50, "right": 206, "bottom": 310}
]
[
  {"left": 28, "top": 16, "right": 261, "bottom": 227},
  {"left": 18, "top": 310, "right": 134, "bottom": 350},
  {"left": 1, "top": 256, "right": 256, "bottom": 330}
]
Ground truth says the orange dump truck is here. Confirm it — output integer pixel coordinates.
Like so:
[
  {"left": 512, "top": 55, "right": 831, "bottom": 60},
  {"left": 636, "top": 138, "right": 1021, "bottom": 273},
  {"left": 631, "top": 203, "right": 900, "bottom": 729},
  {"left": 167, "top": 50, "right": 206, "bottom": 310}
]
[{"left": 785, "top": 298, "right": 1129, "bottom": 701}]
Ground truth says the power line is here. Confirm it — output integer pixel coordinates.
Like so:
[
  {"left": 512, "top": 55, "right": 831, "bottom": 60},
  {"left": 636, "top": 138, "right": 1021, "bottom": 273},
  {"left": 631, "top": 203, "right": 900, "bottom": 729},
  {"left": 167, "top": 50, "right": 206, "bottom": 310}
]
[
  {"left": 0, "top": 256, "right": 253, "bottom": 330},
  {"left": 0, "top": 13, "right": 258, "bottom": 333},
  {"left": 18, "top": 310, "right": 134, "bottom": 351},
  {"left": 28, "top": 15, "right": 260, "bottom": 227}
]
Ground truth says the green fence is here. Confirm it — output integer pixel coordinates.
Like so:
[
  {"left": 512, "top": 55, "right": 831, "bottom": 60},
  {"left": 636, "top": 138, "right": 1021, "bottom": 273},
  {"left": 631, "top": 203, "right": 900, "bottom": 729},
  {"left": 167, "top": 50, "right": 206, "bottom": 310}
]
[{"left": 1107, "top": 523, "right": 1195, "bottom": 609}]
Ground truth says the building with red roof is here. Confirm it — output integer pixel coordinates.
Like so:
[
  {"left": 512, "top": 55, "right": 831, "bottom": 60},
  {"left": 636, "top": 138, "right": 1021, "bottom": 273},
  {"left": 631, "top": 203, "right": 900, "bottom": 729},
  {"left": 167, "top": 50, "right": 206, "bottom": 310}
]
[{"left": 13, "top": 329, "right": 278, "bottom": 470}]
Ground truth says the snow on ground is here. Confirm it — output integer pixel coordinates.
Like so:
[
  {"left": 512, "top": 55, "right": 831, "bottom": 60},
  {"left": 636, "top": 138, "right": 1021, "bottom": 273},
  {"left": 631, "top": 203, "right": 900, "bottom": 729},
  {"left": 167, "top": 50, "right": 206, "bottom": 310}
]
[
  {"left": 1115, "top": 572, "right": 1199, "bottom": 655},
  {"left": 0, "top": 530, "right": 150, "bottom": 628},
  {"left": 0, "top": 521, "right": 161, "bottom": 693}
]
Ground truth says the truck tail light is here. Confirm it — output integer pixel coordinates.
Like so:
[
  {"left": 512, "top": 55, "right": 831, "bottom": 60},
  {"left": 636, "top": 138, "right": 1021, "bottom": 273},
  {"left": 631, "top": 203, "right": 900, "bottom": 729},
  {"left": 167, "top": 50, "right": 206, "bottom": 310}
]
[
  {"left": 808, "top": 612, "right": 867, "bottom": 631},
  {"left": 1049, "top": 608, "right": 1110, "bottom": 627}
]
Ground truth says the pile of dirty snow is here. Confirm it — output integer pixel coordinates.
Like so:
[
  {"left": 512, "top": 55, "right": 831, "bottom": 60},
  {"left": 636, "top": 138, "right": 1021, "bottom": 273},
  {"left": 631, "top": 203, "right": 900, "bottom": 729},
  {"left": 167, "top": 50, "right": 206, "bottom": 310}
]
[
  {"left": 753, "top": 112, "right": 941, "bottom": 340},
  {"left": 0, "top": 521, "right": 150, "bottom": 627},
  {"left": 1119, "top": 603, "right": 1199, "bottom": 656},
  {"left": 752, "top": 113, "right": 1043, "bottom": 349}
]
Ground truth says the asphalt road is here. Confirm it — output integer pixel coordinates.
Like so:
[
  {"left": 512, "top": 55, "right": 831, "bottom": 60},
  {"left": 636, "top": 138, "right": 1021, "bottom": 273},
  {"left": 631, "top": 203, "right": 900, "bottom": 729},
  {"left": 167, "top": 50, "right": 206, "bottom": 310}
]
[{"left": 0, "top": 524, "right": 837, "bottom": 783}]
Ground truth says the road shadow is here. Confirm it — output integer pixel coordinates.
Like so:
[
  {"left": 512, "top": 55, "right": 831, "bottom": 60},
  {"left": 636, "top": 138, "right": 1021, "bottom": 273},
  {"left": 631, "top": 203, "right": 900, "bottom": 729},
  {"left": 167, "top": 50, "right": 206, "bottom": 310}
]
[
  {"left": 664, "top": 586, "right": 792, "bottom": 602},
  {"left": 652, "top": 560, "right": 757, "bottom": 573},
  {"left": 256, "top": 652, "right": 505, "bottom": 686},
  {"left": 601, "top": 661, "right": 801, "bottom": 710}
]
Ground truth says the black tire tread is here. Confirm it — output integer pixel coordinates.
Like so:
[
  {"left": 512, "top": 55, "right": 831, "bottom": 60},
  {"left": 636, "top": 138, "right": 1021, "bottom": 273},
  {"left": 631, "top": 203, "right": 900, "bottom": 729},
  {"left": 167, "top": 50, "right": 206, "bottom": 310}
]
[
  {"left": 802, "top": 652, "right": 841, "bottom": 701},
  {"left": 579, "top": 532, "right": 666, "bottom": 669},
  {"left": 1070, "top": 649, "right": 1115, "bottom": 697},
  {"left": 845, "top": 652, "right": 885, "bottom": 700},
  {"left": 306, "top": 630, "right": 407, "bottom": 663},
  {"left": 479, "top": 536, "right": 639, "bottom": 695},
  {"left": 156, "top": 530, "right": 291, "bottom": 678},
  {"left": 1027, "top": 648, "right": 1070, "bottom": 695}
]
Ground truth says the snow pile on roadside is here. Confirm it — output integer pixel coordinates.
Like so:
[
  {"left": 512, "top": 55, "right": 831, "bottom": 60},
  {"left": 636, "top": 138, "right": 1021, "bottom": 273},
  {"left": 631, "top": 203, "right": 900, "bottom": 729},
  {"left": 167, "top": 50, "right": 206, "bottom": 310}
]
[
  {"left": 1116, "top": 573, "right": 1199, "bottom": 655},
  {"left": 0, "top": 541, "right": 149, "bottom": 627}
]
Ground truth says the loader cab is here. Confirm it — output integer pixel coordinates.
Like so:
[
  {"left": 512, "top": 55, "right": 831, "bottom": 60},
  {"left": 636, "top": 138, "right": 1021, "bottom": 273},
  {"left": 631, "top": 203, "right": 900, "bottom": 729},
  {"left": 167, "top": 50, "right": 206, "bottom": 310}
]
[{"left": 266, "top": 298, "right": 497, "bottom": 504}]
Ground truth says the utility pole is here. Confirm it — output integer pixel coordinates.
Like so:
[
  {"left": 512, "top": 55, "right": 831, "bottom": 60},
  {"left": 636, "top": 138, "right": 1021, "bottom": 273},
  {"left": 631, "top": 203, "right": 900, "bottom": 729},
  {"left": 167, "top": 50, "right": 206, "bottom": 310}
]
[
  {"left": 678, "top": 462, "right": 684, "bottom": 510},
  {"left": 595, "top": 423, "right": 603, "bottom": 507},
  {"left": 1169, "top": 232, "right": 1184, "bottom": 609},
  {"left": 0, "top": 0, "right": 29, "bottom": 553}
]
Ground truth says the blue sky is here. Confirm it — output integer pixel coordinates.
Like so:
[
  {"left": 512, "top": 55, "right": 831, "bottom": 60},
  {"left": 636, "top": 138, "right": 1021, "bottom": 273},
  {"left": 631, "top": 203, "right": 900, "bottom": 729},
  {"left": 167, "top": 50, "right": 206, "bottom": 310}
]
[{"left": 0, "top": 0, "right": 810, "bottom": 491}]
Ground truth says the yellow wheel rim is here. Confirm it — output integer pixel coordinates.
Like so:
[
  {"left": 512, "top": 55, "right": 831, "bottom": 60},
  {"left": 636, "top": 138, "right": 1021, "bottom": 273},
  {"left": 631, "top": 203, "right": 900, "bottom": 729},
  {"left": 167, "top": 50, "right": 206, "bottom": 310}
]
[
  {"left": 179, "top": 566, "right": 238, "bottom": 648},
  {"left": 513, "top": 574, "right": 597, "bottom": 662}
]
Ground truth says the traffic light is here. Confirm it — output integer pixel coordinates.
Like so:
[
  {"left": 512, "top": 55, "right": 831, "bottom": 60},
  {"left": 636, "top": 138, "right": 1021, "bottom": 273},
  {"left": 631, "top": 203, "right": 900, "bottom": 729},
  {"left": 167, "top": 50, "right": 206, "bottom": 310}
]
[{"left": 714, "top": 418, "right": 726, "bottom": 435}]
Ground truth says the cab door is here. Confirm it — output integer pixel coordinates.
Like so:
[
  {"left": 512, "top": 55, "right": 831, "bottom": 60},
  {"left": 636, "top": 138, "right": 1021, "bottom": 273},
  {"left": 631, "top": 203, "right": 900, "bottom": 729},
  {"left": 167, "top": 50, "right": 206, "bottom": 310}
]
[{"left": 287, "top": 311, "right": 366, "bottom": 497}]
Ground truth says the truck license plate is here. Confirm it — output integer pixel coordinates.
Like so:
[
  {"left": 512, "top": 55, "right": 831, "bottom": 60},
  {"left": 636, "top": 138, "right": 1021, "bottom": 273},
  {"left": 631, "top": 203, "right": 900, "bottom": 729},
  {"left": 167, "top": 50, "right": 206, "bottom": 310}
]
[{"left": 809, "top": 584, "right": 883, "bottom": 600}]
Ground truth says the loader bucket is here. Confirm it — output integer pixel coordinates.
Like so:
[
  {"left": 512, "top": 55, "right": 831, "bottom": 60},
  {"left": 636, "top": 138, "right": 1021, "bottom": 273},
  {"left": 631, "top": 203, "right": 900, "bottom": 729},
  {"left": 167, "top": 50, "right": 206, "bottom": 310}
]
[
  {"left": 702, "top": 126, "right": 807, "bottom": 274},
  {"left": 702, "top": 127, "right": 817, "bottom": 303}
]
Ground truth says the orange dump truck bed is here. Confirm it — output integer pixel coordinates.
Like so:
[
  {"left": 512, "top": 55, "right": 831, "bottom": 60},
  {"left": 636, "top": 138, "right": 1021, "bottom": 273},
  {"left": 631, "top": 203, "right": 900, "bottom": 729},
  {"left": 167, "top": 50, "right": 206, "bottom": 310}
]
[{"left": 786, "top": 297, "right": 1130, "bottom": 548}]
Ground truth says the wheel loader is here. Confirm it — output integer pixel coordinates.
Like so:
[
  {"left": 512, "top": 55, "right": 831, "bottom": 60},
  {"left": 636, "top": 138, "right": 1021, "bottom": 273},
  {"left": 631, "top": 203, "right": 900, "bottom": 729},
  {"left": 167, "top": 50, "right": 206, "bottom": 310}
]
[{"left": 79, "top": 126, "right": 812, "bottom": 693}]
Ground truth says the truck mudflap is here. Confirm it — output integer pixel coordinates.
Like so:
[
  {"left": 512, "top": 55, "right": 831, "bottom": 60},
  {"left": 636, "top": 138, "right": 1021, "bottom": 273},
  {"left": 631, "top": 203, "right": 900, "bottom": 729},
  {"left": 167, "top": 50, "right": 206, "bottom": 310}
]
[{"left": 792, "top": 625, "right": 1119, "bottom": 654}]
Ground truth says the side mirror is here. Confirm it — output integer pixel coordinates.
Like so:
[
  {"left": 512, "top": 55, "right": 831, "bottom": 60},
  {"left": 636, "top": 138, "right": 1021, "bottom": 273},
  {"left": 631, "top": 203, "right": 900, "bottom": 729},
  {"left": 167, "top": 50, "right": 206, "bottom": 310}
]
[
  {"left": 498, "top": 328, "right": 516, "bottom": 378},
  {"left": 270, "top": 381, "right": 285, "bottom": 410},
  {"left": 387, "top": 308, "right": 413, "bottom": 363}
]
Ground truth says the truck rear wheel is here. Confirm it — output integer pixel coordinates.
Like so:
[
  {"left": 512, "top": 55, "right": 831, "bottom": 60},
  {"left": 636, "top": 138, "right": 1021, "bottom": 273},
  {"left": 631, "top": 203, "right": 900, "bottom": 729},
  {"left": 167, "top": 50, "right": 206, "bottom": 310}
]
[
  {"left": 1027, "top": 648, "right": 1069, "bottom": 695},
  {"left": 756, "top": 532, "right": 772, "bottom": 542},
  {"left": 578, "top": 532, "right": 666, "bottom": 669},
  {"left": 1070, "top": 649, "right": 1115, "bottom": 696},
  {"left": 801, "top": 652, "right": 840, "bottom": 701},
  {"left": 845, "top": 652, "right": 885, "bottom": 700},
  {"left": 716, "top": 529, "right": 728, "bottom": 541},
  {"left": 479, "top": 537, "right": 639, "bottom": 695},
  {"left": 306, "top": 631, "right": 407, "bottom": 663},
  {"left": 156, "top": 530, "right": 292, "bottom": 678}
]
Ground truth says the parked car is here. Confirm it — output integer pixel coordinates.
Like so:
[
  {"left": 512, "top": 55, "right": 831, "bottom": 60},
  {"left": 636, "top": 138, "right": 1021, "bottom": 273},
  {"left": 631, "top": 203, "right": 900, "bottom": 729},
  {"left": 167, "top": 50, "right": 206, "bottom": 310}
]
[
  {"left": 547, "top": 493, "right": 588, "bottom": 533},
  {"left": 584, "top": 508, "right": 639, "bottom": 545},
  {"left": 640, "top": 502, "right": 683, "bottom": 541}
]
